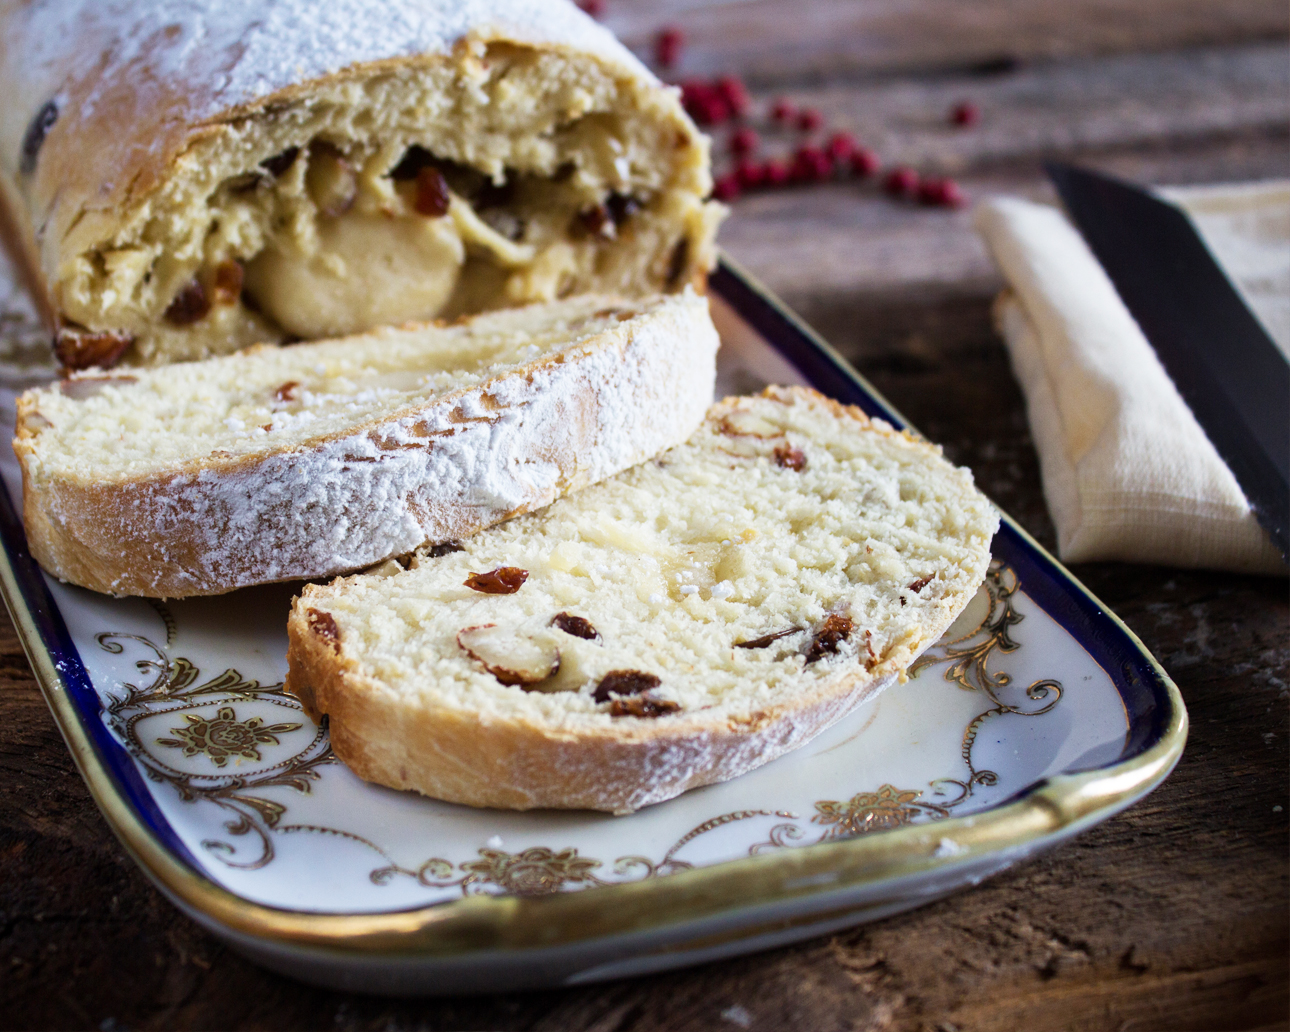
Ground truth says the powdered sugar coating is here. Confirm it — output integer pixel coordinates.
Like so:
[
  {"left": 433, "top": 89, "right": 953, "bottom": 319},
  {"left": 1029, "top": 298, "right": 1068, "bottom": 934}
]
[
  {"left": 19, "top": 292, "right": 717, "bottom": 596},
  {"left": 4, "top": 0, "right": 650, "bottom": 171}
]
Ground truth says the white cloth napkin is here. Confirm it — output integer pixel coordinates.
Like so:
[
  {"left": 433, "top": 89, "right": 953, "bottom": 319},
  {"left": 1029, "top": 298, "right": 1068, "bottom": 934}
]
[{"left": 974, "top": 186, "right": 1287, "bottom": 575}]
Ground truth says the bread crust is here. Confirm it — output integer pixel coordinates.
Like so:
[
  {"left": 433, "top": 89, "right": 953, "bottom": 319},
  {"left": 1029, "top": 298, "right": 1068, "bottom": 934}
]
[
  {"left": 15, "top": 294, "right": 718, "bottom": 597},
  {"left": 285, "top": 387, "right": 997, "bottom": 814}
]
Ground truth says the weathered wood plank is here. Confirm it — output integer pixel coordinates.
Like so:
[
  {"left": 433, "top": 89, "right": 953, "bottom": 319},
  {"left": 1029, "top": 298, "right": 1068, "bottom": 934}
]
[{"left": 604, "top": 0, "right": 1288, "bottom": 84}]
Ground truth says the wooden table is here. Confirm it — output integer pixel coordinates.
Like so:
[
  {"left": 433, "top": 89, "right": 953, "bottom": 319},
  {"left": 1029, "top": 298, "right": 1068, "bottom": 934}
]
[{"left": 2, "top": 2, "right": 1287, "bottom": 1028}]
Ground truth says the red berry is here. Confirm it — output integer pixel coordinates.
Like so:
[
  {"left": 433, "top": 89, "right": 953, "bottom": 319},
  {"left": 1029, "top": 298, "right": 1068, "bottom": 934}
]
[
  {"left": 697, "top": 93, "right": 731, "bottom": 126},
  {"left": 735, "top": 159, "right": 765, "bottom": 189},
  {"left": 918, "top": 177, "right": 967, "bottom": 207},
  {"left": 850, "top": 147, "right": 879, "bottom": 177},
  {"left": 717, "top": 76, "right": 751, "bottom": 118},
  {"left": 763, "top": 158, "right": 791, "bottom": 186},
  {"left": 825, "top": 132, "right": 856, "bottom": 163},
  {"left": 577, "top": 0, "right": 605, "bottom": 17},
  {"left": 797, "top": 107, "right": 824, "bottom": 132},
  {"left": 713, "top": 173, "right": 741, "bottom": 201},
  {"left": 792, "top": 145, "right": 832, "bottom": 182},
  {"left": 730, "top": 127, "right": 759, "bottom": 156},
  {"left": 655, "top": 26, "right": 685, "bottom": 69},
  {"left": 883, "top": 166, "right": 919, "bottom": 197},
  {"left": 771, "top": 98, "right": 797, "bottom": 123},
  {"left": 950, "top": 101, "right": 980, "bottom": 127}
]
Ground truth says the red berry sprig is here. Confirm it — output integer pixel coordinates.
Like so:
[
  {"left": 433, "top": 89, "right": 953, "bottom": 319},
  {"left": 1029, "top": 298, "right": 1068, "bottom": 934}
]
[{"left": 655, "top": 26, "right": 685, "bottom": 69}]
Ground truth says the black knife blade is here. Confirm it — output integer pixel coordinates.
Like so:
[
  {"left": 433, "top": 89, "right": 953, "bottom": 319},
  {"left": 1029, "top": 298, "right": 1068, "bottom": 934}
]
[{"left": 1045, "top": 161, "right": 1289, "bottom": 562}]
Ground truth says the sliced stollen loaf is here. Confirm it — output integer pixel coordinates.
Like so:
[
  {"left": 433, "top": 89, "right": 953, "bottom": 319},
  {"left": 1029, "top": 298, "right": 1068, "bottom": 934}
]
[
  {"left": 1, "top": 0, "right": 720, "bottom": 369},
  {"left": 286, "top": 386, "right": 1000, "bottom": 813},
  {"left": 15, "top": 291, "right": 717, "bottom": 598}
]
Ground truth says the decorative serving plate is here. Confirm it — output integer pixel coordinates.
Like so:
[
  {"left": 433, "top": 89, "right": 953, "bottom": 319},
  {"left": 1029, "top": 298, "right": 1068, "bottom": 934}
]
[{"left": 0, "top": 253, "right": 1185, "bottom": 995}]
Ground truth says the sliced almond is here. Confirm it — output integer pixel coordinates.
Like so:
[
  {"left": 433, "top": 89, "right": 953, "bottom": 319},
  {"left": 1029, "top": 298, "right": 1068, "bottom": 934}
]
[
  {"left": 306, "top": 143, "right": 357, "bottom": 218},
  {"left": 457, "top": 624, "right": 559, "bottom": 686}
]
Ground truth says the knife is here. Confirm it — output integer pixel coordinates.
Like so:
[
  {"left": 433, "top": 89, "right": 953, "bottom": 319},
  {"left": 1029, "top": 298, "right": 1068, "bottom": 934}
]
[{"left": 1046, "top": 161, "right": 1289, "bottom": 562}]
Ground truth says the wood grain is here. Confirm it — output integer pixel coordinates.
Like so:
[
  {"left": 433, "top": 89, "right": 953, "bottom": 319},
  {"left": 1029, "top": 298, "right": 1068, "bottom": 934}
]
[{"left": 1, "top": 1, "right": 1288, "bottom": 1028}]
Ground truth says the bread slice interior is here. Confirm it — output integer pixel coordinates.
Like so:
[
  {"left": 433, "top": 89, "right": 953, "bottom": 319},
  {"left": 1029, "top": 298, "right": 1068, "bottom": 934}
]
[{"left": 287, "top": 386, "right": 1000, "bottom": 812}]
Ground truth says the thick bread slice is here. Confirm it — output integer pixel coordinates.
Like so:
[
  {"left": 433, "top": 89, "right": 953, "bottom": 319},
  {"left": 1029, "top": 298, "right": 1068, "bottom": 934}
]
[
  {"left": 286, "top": 387, "right": 1000, "bottom": 814},
  {"left": 1, "top": 0, "right": 721, "bottom": 368},
  {"left": 15, "top": 291, "right": 717, "bottom": 597}
]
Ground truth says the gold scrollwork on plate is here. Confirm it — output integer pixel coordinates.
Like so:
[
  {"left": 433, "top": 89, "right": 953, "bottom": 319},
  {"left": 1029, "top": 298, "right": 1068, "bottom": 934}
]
[{"left": 92, "top": 560, "right": 1063, "bottom": 895}]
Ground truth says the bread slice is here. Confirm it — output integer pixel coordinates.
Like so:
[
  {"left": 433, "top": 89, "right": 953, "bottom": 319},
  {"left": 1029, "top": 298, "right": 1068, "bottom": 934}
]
[
  {"left": 286, "top": 387, "right": 1000, "bottom": 814},
  {"left": 1, "top": 0, "right": 721, "bottom": 368},
  {"left": 15, "top": 291, "right": 717, "bottom": 598}
]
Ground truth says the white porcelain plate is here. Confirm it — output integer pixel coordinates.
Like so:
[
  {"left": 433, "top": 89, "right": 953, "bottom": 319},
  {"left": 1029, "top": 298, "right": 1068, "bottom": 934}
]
[{"left": 0, "top": 254, "right": 1186, "bottom": 995}]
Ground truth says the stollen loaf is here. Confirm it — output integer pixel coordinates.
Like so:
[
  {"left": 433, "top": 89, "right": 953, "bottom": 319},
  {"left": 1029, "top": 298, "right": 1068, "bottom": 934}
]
[
  {"left": 15, "top": 291, "right": 718, "bottom": 597},
  {"left": 286, "top": 387, "right": 1000, "bottom": 813},
  {"left": 0, "top": 0, "right": 722, "bottom": 369}
]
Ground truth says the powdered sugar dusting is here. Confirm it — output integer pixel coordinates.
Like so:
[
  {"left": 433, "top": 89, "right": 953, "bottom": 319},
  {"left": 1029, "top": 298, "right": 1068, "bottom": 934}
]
[{"left": 9, "top": 0, "right": 651, "bottom": 145}]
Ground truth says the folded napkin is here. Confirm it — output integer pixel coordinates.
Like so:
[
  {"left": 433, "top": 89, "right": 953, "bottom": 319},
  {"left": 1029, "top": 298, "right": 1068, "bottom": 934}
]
[{"left": 975, "top": 185, "right": 1287, "bottom": 575}]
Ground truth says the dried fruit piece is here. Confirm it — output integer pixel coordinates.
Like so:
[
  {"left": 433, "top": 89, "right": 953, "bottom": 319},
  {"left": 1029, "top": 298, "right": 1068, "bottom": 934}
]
[
  {"left": 610, "top": 694, "right": 680, "bottom": 718},
  {"left": 307, "top": 608, "right": 341, "bottom": 652},
  {"left": 666, "top": 237, "right": 690, "bottom": 289},
  {"left": 428, "top": 541, "right": 464, "bottom": 558},
  {"left": 735, "top": 627, "right": 802, "bottom": 649},
  {"left": 465, "top": 567, "right": 528, "bottom": 594},
  {"left": 579, "top": 204, "right": 616, "bottom": 239},
  {"left": 805, "top": 614, "right": 854, "bottom": 664},
  {"left": 274, "top": 381, "right": 300, "bottom": 403},
  {"left": 774, "top": 444, "right": 807, "bottom": 471},
  {"left": 164, "top": 279, "right": 210, "bottom": 325},
  {"left": 552, "top": 613, "right": 600, "bottom": 641},
  {"left": 457, "top": 624, "right": 560, "bottom": 686},
  {"left": 414, "top": 166, "right": 451, "bottom": 217},
  {"left": 592, "top": 669, "right": 660, "bottom": 704},
  {"left": 53, "top": 327, "right": 133, "bottom": 371},
  {"left": 211, "top": 260, "right": 244, "bottom": 305},
  {"left": 908, "top": 576, "right": 933, "bottom": 593}
]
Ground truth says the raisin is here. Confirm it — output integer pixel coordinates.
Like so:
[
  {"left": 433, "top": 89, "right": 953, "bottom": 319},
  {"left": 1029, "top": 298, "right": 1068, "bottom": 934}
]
[
  {"left": 211, "top": 260, "right": 244, "bottom": 305},
  {"left": 552, "top": 613, "right": 600, "bottom": 641},
  {"left": 774, "top": 445, "right": 807, "bottom": 471},
  {"left": 164, "top": 279, "right": 210, "bottom": 325},
  {"left": 428, "top": 541, "right": 464, "bottom": 558},
  {"left": 260, "top": 147, "right": 300, "bottom": 177},
  {"left": 464, "top": 567, "right": 528, "bottom": 594},
  {"left": 20, "top": 99, "right": 58, "bottom": 175},
  {"left": 307, "top": 608, "right": 341, "bottom": 652},
  {"left": 592, "top": 670, "right": 660, "bottom": 704},
  {"left": 610, "top": 694, "right": 680, "bottom": 718},
  {"left": 274, "top": 381, "right": 300, "bottom": 403},
  {"left": 735, "top": 627, "right": 801, "bottom": 649},
  {"left": 53, "top": 327, "right": 133, "bottom": 372},
  {"left": 908, "top": 576, "right": 932, "bottom": 593},
  {"left": 414, "top": 167, "right": 450, "bottom": 217},
  {"left": 578, "top": 204, "right": 614, "bottom": 239},
  {"left": 805, "top": 614, "right": 854, "bottom": 664}
]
